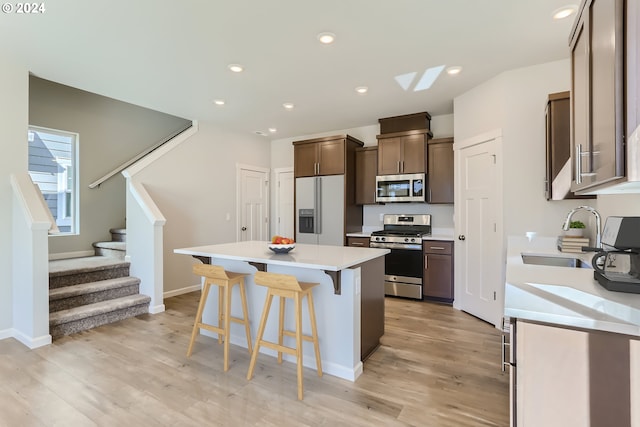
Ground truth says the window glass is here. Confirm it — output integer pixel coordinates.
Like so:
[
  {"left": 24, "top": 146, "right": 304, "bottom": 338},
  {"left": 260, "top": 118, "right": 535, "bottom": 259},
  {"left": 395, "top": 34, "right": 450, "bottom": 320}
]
[{"left": 28, "top": 126, "right": 79, "bottom": 235}]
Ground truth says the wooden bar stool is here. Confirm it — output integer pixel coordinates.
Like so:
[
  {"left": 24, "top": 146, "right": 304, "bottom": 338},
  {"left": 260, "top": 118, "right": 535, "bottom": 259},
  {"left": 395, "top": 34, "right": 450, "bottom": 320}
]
[
  {"left": 187, "top": 264, "right": 252, "bottom": 372},
  {"left": 247, "top": 271, "right": 322, "bottom": 400}
]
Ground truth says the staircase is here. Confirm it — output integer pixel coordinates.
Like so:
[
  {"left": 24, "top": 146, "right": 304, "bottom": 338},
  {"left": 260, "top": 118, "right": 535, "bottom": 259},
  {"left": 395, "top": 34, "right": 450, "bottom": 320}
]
[{"left": 49, "top": 228, "right": 151, "bottom": 339}]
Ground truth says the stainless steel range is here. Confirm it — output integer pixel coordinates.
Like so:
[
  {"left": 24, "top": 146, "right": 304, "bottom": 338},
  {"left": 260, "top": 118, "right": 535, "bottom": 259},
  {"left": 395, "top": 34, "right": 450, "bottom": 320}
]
[{"left": 369, "top": 214, "right": 431, "bottom": 299}]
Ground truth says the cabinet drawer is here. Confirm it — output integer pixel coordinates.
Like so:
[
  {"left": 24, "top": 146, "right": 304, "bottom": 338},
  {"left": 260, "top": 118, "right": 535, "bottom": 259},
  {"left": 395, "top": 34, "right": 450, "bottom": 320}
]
[
  {"left": 423, "top": 241, "right": 453, "bottom": 254},
  {"left": 346, "top": 237, "right": 370, "bottom": 247}
]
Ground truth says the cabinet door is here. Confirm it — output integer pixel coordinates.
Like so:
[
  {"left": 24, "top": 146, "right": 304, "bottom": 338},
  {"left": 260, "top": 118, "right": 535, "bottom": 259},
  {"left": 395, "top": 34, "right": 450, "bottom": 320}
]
[
  {"left": 318, "top": 138, "right": 345, "bottom": 176},
  {"left": 401, "top": 133, "right": 427, "bottom": 174},
  {"left": 346, "top": 236, "right": 370, "bottom": 247},
  {"left": 423, "top": 253, "right": 453, "bottom": 300},
  {"left": 377, "top": 137, "right": 402, "bottom": 175},
  {"left": 571, "top": 0, "right": 625, "bottom": 192},
  {"left": 571, "top": 15, "right": 590, "bottom": 190},
  {"left": 294, "top": 143, "right": 318, "bottom": 178},
  {"left": 589, "top": 0, "right": 625, "bottom": 184},
  {"left": 427, "top": 139, "right": 453, "bottom": 203},
  {"left": 355, "top": 148, "right": 377, "bottom": 205}
]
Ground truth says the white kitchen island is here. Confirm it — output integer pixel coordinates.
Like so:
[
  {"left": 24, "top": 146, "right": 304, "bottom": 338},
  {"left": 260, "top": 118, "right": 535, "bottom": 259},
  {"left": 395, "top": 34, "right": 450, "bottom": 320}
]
[{"left": 174, "top": 240, "right": 389, "bottom": 381}]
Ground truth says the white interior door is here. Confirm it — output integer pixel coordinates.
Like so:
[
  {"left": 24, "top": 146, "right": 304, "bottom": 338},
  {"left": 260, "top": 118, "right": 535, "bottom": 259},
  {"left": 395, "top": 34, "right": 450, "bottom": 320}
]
[
  {"left": 238, "top": 165, "right": 269, "bottom": 242},
  {"left": 455, "top": 132, "right": 503, "bottom": 326},
  {"left": 274, "top": 168, "right": 294, "bottom": 238}
]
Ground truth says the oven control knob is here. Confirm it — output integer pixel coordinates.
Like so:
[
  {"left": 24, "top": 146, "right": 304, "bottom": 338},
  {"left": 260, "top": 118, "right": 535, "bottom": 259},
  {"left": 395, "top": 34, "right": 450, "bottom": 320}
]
[
  {"left": 381, "top": 237, "right": 386, "bottom": 241},
  {"left": 410, "top": 238, "right": 416, "bottom": 243}
]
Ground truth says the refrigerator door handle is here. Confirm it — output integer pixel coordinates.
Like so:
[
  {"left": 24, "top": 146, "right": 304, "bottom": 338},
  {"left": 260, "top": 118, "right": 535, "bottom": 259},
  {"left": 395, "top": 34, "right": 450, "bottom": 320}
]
[{"left": 315, "top": 177, "right": 322, "bottom": 234}]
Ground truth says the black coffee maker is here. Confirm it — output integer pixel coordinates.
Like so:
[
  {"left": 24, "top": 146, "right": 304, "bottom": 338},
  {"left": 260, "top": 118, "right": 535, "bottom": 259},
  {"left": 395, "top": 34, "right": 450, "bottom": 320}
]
[{"left": 592, "top": 217, "right": 640, "bottom": 293}]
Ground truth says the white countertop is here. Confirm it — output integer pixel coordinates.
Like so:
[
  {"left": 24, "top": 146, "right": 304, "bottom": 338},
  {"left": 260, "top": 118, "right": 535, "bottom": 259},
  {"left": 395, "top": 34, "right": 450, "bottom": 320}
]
[
  {"left": 174, "top": 240, "right": 389, "bottom": 271},
  {"left": 505, "top": 235, "right": 640, "bottom": 336}
]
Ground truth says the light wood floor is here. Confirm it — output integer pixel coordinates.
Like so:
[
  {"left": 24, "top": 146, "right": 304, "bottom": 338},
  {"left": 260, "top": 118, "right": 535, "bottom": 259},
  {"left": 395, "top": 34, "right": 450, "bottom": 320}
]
[{"left": 0, "top": 293, "right": 509, "bottom": 426}]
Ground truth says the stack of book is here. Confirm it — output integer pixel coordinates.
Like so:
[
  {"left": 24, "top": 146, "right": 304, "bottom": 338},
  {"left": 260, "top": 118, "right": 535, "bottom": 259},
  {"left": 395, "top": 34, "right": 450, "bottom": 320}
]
[{"left": 557, "top": 236, "right": 590, "bottom": 253}]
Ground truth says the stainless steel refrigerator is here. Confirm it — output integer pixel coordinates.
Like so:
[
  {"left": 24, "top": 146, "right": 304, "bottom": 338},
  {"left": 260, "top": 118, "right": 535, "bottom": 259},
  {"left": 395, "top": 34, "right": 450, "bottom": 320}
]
[{"left": 295, "top": 175, "right": 345, "bottom": 246}]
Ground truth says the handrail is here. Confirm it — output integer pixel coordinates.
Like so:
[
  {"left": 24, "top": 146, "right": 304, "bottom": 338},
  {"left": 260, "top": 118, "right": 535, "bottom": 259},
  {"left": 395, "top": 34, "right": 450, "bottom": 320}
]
[{"left": 89, "top": 121, "right": 192, "bottom": 189}]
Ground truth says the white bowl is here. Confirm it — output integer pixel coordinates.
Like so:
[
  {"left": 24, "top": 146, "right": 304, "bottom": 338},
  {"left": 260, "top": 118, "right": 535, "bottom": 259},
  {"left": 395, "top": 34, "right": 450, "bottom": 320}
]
[{"left": 268, "top": 243, "right": 295, "bottom": 254}]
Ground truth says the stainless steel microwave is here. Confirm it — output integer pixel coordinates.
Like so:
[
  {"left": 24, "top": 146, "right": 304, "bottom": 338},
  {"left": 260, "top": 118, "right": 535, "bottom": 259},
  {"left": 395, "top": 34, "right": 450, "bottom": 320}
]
[{"left": 375, "top": 173, "right": 425, "bottom": 203}]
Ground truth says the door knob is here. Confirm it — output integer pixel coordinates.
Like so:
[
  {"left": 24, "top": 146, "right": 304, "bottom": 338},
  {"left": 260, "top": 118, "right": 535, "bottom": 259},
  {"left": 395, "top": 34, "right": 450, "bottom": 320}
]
[
  {"left": 241, "top": 227, "right": 247, "bottom": 231},
  {"left": 458, "top": 235, "right": 466, "bottom": 241}
]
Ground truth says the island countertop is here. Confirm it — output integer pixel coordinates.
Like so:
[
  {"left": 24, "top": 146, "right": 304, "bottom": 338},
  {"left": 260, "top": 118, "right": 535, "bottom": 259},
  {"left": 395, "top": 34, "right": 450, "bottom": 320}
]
[{"left": 174, "top": 240, "right": 389, "bottom": 271}]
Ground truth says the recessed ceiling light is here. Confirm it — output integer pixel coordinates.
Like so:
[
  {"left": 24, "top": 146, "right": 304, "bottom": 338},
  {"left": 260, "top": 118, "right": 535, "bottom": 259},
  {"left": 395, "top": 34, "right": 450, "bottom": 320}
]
[
  {"left": 228, "top": 64, "right": 244, "bottom": 73},
  {"left": 317, "top": 32, "right": 336, "bottom": 44},
  {"left": 552, "top": 5, "right": 578, "bottom": 20},
  {"left": 446, "top": 66, "right": 463, "bottom": 75},
  {"left": 213, "top": 99, "right": 225, "bottom": 105},
  {"left": 283, "top": 102, "right": 295, "bottom": 110},
  {"left": 355, "top": 86, "right": 368, "bottom": 94},
  {"left": 268, "top": 128, "right": 277, "bottom": 133}
]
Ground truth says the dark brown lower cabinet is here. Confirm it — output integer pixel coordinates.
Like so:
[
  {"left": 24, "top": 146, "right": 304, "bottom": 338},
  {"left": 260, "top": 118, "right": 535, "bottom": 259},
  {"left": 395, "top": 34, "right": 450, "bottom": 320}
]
[
  {"left": 423, "top": 241, "right": 454, "bottom": 302},
  {"left": 346, "top": 236, "right": 370, "bottom": 247}
]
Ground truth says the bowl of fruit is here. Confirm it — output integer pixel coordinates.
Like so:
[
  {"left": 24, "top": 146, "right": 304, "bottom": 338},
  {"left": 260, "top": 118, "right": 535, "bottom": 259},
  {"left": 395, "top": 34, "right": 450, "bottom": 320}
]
[{"left": 268, "top": 236, "right": 296, "bottom": 254}]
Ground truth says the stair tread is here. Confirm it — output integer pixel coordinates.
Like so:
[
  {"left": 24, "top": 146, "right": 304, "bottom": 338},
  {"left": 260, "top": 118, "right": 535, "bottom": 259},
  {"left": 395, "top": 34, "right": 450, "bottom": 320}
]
[
  {"left": 49, "top": 277, "right": 141, "bottom": 301},
  {"left": 109, "top": 228, "right": 126, "bottom": 234},
  {"left": 50, "top": 294, "right": 151, "bottom": 326},
  {"left": 49, "top": 256, "right": 129, "bottom": 277},
  {"left": 92, "top": 241, "right": 126, "bottom": 250}
]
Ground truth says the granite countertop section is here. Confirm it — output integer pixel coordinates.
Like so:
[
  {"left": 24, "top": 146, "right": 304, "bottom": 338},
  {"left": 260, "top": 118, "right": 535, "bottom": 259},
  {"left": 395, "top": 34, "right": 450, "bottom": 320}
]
[
  {"left": 505, "top": 235, "right": 640, "bottom": 337},
  {"left": 175, "top": 240, "right": 389, "bottom": 271}
]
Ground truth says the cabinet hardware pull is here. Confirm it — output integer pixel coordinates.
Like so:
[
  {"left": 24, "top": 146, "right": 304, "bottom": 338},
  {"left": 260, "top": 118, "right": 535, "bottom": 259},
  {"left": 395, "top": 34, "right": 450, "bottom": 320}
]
[
  {"left": 351, "top": 242, "right": 365, "bottom": 246},
  {"left": 430, "top": 246, "right": 445, "bottom": 250},
  {"left": 575, "top": 144, "right": 582, "bottom": 184},
  {"left": 424, "top": 256, "right": 428, "bottom": 269},
  {"left": 428, "top": 188, "right": 432, "bottom": 202},
  {"left": 397, "top": 161, "right": 400, "bottom": 174},
  {"left": 501, "top": 334, "right": 512, "bottom": 372}
]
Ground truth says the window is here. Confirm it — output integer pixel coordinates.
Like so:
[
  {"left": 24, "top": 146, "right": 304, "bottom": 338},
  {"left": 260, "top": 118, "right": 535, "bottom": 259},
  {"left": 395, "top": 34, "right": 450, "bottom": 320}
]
[{"left": 28, "top": 126, "right": 79, "bottom": 234}]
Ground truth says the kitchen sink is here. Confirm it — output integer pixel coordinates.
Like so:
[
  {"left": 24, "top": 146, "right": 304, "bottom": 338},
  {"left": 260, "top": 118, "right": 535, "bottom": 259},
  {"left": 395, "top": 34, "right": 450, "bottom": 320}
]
[{"left": 521, "top": 254, "right": 591, "bottom": 269}]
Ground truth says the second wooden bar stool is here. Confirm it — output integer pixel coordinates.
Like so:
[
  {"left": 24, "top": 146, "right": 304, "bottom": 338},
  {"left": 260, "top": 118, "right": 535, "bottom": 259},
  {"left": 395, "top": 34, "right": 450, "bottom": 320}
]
[
  {"left": 187, "top": 264, "right": 252, "bottom": 372},
  {"left": 247, "top": 271, "right": 322, "bottom": 400}
]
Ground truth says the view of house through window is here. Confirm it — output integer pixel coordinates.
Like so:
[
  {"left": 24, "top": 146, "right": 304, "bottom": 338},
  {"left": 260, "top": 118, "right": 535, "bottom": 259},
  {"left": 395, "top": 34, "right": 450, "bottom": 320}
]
[{"left": 28, "top": 126, "right": 79, "bottom": 234}]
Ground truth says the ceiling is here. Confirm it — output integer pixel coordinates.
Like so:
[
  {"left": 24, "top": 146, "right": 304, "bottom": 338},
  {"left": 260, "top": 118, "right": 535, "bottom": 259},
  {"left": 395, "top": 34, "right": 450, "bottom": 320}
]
[{"left": 0, "top": 0, "right": 578, "bottom": 139}]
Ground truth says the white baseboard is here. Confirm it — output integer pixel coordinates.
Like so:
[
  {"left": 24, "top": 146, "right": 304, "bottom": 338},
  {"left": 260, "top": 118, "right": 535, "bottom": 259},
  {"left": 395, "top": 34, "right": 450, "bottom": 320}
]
[
  {"left": 49, "top": 250, "right": 94, "bottom": 260},
  {"left": 164, "top": 284, "right": 201, "bottom": 299},
  {"left": 0, "top": 328, "right": 13, "bottom": 340},
  {"left": 149, "top": 304, "right": 165, "bottom": 314},
  {"left": 9, "top": 329, "right": 52, "bottom": 349}
]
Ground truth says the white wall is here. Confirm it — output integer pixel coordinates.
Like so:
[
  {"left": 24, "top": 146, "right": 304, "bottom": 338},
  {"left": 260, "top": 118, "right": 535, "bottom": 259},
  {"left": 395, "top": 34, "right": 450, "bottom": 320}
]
[
  {"left": 130, "top": 121, "right": 271, "bottom": 294},
  {"left": 269, "top": 115, "right": 456, "bottom": 234},
  {"left": 0, "top": 51, "right": 28, "bottom": 335},
  {"left": 455, "top": 59, "right": 592, "bottom": 238}
]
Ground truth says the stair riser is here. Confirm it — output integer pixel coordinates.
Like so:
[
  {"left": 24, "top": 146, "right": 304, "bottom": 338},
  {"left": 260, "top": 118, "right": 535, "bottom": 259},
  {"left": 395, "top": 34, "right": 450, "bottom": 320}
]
[
  {"left": 94, "top": 247, "right": 126, "bottom": 259},
  {"left": 50, "top": 303, "right": 148, "bottom": 339},
  {"left": 110, "top": 230, "right": 126, "bottom": 242},
  {"left": 50, "top": 284, "right": 140, "bottom": 312},
  {"left": 50, "top": 266, "right": 130, "bottom": 289}
]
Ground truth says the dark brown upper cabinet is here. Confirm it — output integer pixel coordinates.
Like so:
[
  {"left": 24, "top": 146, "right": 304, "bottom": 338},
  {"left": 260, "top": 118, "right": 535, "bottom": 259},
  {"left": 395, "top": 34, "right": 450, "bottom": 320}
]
[
  {"left": 427, "top": 137, "right": 454, "bottom": 204},
  {"left": 293, "top": 135, "right": 358, "bottom": 177},
  {"left": 355, "top": 146, "right": 378, "bottom": 205},
  {"left": 545, "top": 91, "right": 594, "bottom": 200},
  {"left": 570, "top": 0, "right": 626, "bottom": 193},
  {"left": 376, "top": 130, "right": 429, "bottom": 175}
]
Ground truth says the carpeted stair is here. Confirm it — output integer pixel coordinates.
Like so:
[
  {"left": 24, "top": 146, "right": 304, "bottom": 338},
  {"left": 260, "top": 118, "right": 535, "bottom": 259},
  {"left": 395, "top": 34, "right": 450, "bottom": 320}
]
[
  {"left": 49, "top": 230, "right": 150, "bottom": 338},
  {"left": 92, "top": 228, "right": 127, "bottom": 259}
]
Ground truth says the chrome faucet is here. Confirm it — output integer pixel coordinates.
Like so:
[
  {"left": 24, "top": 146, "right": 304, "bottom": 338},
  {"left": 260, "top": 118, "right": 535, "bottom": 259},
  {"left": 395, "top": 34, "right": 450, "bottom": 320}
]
[{"left": 562, "top": 206, "right": 602, "bottom": 248}]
